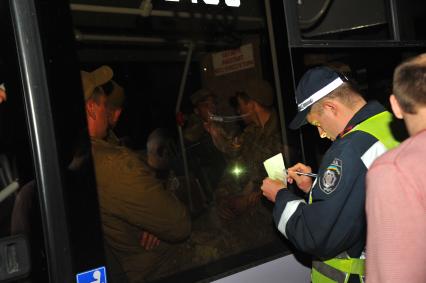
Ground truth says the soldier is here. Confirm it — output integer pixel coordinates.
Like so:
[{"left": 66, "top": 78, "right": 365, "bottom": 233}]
[
  {"left": 209, "top": 79, "right": 283, "bottom": 220},
  {"left": 184, "top": 88, "right": 216, "bottom": 143},
  {"left": 183, "top": 89, "right": 227, "bottom": 200},
  {"left": 81, "top": 66, "right": 191, "bottom": 283}
]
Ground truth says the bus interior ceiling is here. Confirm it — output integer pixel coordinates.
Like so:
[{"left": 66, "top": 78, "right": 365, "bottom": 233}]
[{"left": 69, "top": 0, "right": 268, "bottom": 146}]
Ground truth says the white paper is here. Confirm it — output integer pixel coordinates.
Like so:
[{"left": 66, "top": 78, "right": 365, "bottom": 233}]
[{"left": 263, "top": 153, "right": 287, "bottom": 182}]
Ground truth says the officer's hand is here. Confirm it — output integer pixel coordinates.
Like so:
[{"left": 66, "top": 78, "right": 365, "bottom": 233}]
[
  {"left": 287, "top": 163, "right": 313, "bottom": 194},
  {"left": 140, "top": 231, "right": 161, "bottom": 251},
  {"left": 261, "top": 178, "right": 286, "bottom": 202}
]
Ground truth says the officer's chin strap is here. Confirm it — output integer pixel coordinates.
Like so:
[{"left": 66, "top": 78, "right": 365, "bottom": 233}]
[{"left": 208, "top": 112, "right": 251, "bottom": 123}]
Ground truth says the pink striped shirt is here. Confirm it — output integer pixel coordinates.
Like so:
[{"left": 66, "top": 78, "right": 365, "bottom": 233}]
[{"left": 366, "top": 129, "right": 426, "bottom": 283}]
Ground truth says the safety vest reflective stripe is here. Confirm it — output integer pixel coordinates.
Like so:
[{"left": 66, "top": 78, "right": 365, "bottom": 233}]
[
  {"left": 312, "top": 257, "right": 365, "bottom": 283},
  {"left": 360, "top": 141, "right": 387, "bottom": 169},
  {"left": 324, "top": 257, "right": 365, "bottom": 275},
  {"left": 277, "top": 199, "right": 306, "bottom": 238},
  {"left": 312, "top": 266, "right": 345, "bottom": 283}
]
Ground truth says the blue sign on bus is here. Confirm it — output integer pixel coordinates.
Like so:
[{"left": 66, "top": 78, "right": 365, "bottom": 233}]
[{"left": 76, "top": 266, "right": 107, "bottom": 283}]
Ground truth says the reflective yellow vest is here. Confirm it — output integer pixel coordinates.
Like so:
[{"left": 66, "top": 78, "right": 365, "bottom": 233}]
[{"left": 310, "top": 111, "right": 400, "bottom": 283}]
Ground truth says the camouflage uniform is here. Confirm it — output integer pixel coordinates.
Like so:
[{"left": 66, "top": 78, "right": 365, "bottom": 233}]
[
  {"left": 90, "top": 137, "right": 191, "bottom": 283},
  {"left": 217, "top": 111, "right": 283, "bottom": 198},
  {"left": 155, "top": 111, "right": 283, "bottom": 277}
]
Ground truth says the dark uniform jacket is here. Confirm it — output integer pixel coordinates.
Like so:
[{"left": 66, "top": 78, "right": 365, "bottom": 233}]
[
  {"left": 273, "top": 101, "right": 389, "bottom": 260},
  {"left": 91, "top": 137, "right": 191, "bottom": 282}
]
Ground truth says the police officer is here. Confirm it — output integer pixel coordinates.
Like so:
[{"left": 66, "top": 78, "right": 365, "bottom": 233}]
[{"left": 261, "top": 67, "right": 400, "bottom": 283}]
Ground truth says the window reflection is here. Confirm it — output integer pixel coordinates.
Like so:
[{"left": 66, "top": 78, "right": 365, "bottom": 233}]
[{"left": 70, "top": 1, "right": 289, "bottom": 281}]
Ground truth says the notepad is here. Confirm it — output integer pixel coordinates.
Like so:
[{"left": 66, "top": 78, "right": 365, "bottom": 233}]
[{"left": 263, "top": 153, "right": 287, "bottom": 182}]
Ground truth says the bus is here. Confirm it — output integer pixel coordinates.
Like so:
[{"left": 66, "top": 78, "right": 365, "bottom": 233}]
[{"left": 0, "top": 0, "right": 425, "bottom": 282}]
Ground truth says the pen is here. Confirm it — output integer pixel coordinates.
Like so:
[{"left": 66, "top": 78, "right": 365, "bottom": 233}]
[{"left": 286, "top": 169, "right": 318, "bottom": 178}]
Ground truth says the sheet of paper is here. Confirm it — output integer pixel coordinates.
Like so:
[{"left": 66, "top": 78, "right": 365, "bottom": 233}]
[{"left": 263, "top": 153, "right": 287, "bottom": 182}]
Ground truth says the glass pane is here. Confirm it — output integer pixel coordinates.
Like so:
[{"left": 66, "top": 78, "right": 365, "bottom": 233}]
[
  {"left": 0, "top": 5, "right": 48, "bottom": 281},
  {"left": 69, "top": 1, "right": 291, "bottom": 282},
  {"left": 296, "top": 0, "right": 390, "bottom": 40}
]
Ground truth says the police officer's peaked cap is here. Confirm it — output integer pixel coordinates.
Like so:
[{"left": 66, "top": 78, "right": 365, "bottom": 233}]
[
  {"left": 240, "top": 79, "right": 274, "bottom": 107},
  {"left": 80, "top": 65, "right": 113, "bottom": 101},
  {"left": 289, "top": 66, "right": 347, "bottom": 130}
]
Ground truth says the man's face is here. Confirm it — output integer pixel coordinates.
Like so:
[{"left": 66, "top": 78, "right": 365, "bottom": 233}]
[
  {"left": 92, "top": 94, "right": 109, "bottom": 138},
  {"left": 196, "top": 96, "right": 216, "bottom": 122},
  {"left": 0, "top": 89, "right": 6, "bottom": 103},
  {"left": 306, "top": 106, "right": 337, "bottom": 141},
  {"left": 236, "top": 97, "right": 254, "bottom": 124}
]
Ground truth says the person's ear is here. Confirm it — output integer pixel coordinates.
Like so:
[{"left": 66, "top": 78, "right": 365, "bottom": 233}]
[
  {"left": 86, "top": 101, "right": 96, "bottom": 119},
  {"left": 390, "top": 94, "right": 404, "bottom": 119},
  {"left": 322, "top": 100, "right": 338, "bottom": 116},
  {"left": 113, "top": 109, "right": 122, "bottom": 121}
]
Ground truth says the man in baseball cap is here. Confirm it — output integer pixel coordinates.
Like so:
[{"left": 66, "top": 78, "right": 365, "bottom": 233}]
[
  {"left": 80, "top": 66, "right": 191, "bottom": 283},
  {"left": 81, "top": 66, "right": 113, "bottom": 140},
  {"left": 261, "top": 66, "right": 399, "bottom": 283}
]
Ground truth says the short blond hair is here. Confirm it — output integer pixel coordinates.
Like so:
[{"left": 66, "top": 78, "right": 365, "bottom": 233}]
[{"left": 311, "top": 82, "right": 363, "bottom": 114}]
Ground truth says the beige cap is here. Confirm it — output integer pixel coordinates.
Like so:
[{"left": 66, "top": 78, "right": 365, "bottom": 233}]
[
  {"left": 80, "top": 65, "right": 113, "bottom": 100},
  {"left": 240, "top": 79, "right": 274, "bottom": 106}
]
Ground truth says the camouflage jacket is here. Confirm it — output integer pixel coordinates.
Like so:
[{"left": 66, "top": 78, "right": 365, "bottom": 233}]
[
  {"left": 90, "top": 137, "right": 191, "bottom": 281},
  {"left": 222, "top": 111, "right": 283, "bottom": 194}
]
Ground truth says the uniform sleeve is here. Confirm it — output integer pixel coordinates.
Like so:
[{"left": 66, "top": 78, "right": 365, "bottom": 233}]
[
  {"left": 366, "top": 163, "right": 426, "bottom": 283},
  {"left": 273, "top": 145, "right": 366, "bottom": 259},
  {"left": 112, "top": 150, "right": 191, "bottom": 242}
]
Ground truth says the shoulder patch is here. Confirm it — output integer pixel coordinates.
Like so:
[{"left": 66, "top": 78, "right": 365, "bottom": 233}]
[{"left": 319, "top": 158, "right": 343, "bottom": 194}]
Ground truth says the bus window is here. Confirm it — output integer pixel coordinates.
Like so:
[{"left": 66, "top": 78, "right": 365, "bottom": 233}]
[
  {"left": 1, "top": 0, "right": 107, "bottom": 281},
  {"left": 0, "top": 5, "right": 47, "bottom": 281},
  {"left": 69, "top": 1, "right": 295, "bottom": 282}
]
